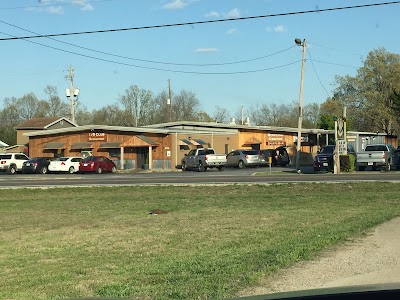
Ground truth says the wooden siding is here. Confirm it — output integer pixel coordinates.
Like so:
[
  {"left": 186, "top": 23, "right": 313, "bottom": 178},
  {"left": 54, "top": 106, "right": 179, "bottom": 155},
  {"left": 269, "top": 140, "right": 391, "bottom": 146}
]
[{"left": 28, "top": 130, "right": 171, "bottom": 167}]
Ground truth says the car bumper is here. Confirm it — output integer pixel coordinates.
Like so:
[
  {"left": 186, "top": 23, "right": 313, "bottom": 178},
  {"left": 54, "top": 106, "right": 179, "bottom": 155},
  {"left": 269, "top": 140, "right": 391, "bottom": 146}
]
[
  {"left": 22, "top": 166, "right": 37, "bottom": 173},
  {"left": 79, "top": 166, "right": 96, "bottom": 172},
  {"left": 313, "top": 162, "right": 331, "bottom": 170}
]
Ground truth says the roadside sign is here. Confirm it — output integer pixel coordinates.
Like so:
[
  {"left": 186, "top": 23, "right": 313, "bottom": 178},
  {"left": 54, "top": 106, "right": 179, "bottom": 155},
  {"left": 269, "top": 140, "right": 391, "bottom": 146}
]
[
  {"left": 337, "top": 118, "right": 344, "bottom": 139},
  {"left": 338, "top": 140, "right": 347, "bottom": 155}
]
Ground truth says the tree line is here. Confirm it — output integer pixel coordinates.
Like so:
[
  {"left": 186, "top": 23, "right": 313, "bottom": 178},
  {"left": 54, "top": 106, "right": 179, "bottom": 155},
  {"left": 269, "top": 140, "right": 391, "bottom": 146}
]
[{"left": 1, "top": 47, "right": 399, "bottom": 146}]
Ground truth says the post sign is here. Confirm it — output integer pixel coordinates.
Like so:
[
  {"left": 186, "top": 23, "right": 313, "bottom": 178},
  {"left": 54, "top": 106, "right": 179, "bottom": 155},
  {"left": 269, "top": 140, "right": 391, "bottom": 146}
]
[
  {"left": 88, "top": 132, "right": 107, "bottom": 141},
  {"left": 337, "top": 140, "right": 347, "bottom": 155}
]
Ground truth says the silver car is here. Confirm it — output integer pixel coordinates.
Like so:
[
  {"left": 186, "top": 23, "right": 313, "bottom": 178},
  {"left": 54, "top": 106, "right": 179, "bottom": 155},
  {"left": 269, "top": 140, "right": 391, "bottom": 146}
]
[{"left": 226, "top": 149, "right": 260, "bottom": 168}]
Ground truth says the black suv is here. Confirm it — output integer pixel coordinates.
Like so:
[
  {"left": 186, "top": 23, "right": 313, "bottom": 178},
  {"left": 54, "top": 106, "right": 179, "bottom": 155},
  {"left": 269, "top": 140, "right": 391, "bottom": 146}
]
[
  {"left": 259, "top": 146, "right": 290, "bottom": 167},
  {"left": 313, "top": 144, "right": 356, "bottom": 172}
]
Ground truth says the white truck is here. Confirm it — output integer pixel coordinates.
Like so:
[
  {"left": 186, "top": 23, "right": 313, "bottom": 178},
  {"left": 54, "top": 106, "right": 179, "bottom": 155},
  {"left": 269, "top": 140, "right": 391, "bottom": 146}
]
[
  {"left": 0, "top": 153, "right": 30, "bottom": 174},
  {"left": 181, "top": 148, "right": 226, "bottom": 172},
  {"left": 357, "top": 144, "right": 398, "bottom": 171}
]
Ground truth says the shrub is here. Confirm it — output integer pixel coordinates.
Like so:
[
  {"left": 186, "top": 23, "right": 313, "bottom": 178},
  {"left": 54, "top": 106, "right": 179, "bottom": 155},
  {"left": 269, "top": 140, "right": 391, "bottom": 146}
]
[{"left": 340, "top": 154, "right": 356, "bottom": 172}]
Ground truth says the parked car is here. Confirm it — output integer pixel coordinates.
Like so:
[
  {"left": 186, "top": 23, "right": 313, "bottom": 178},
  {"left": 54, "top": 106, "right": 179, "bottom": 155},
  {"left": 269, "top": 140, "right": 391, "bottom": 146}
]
[
  {"left": 313, "top": 144, "right": 356, "bottom": 172},
  {"left": 79, "top": 156, "right": 117, "bottom": 174},
  {"left": 225, "top": 149, "right": 260, "bottom": 168},
  {"left": 48, "top": 157, "right": 83, "bottom": 174},
  {"left": 22, "top": 157, "right": 55, "bottom": 174},
  {"left": 357, "top": 143, "right": 398, "bottom": 171},
  {"left": 181, "top": 148, "right": 226, "bottom": 172},
  {"left": 0, "top": 153, "right": 30, "bottom": 174},
  {"left": 259, "top": 146, "right": 290, "bottom": 167}
]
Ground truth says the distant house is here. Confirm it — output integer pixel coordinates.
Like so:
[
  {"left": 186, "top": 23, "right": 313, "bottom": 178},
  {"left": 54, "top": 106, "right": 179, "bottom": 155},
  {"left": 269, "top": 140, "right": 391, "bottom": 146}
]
[{"left": 14, "top": 117, "right": 77, "bottom": 146}]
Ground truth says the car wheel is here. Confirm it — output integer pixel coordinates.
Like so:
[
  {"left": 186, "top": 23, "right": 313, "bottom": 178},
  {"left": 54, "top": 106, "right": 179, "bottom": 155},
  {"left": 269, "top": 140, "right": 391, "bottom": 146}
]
[
  {"left": 385, "top": 162, "right": 391, "bottom": 171},
  {"left": 68, "top": 166, "right": 75, "bottom": 174},
  {"left": 238, "top": 160, "right": 245, "bottom": 169},
  {"left": 97, "top": 167, "right": 102, "bottom": 174},
  {"left": 7, "top": 166, "right": 16, "bottom": 175},
  {"left": 197, "top": 162, "right": 205, "bottom": 172},
  {"left": 111, "top": 166, "right": 117, "bottom": 173},
  {"left": 41, "top": 166, "right": 48, "bottom": 174},
  {"left": 181, "top": 162, "right": 187, "bottom": 171}
]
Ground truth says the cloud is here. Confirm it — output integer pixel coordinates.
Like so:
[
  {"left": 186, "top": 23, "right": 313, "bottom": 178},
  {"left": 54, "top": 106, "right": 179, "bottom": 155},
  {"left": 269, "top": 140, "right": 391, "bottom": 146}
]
[
  {"left": 194, "top": 48, "right": 219, "bottom": 53},
  {"left": 266, "top": 25, "right": 287, "bottom": 33},
  {"left": 46, "top": 5, "right": 64, "bottom": 14},
  {"left": 226, "top": 28, "right": 237, "bottom": 35},
  {"left": 72, "top": 0, "right": 94, "bottom": 11},
  {"left": 223, "top": 8, "right": 240, "bottom": 18},
  {"left": 162, "top": 0, "right": 189, "bottom": 10},
  {"left": 31, "top": 0, "right": 94, "bottom": 14},
  {"left": 205, "top": 11, "right": 220, "bottom": 18}
]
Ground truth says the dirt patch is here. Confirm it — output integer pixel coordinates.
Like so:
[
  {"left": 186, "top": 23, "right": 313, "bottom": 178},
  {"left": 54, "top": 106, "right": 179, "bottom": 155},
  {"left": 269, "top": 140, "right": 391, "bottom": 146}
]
[{"left": 239, "top": 217, "right": 400, "bottom": 297}]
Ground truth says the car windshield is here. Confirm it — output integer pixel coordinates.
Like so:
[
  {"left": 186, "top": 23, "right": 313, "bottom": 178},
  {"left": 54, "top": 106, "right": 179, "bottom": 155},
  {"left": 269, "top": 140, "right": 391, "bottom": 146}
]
[
  {"left": 1, "top": 1, "right": 399, "bottom": 300},
  {"left": 82, "top": 157, "right": 96, "bottom": 163},
  {"left": 320, "top": 146, "right": 335, "bottom": 154},
  {"left": 55, "top": 157, "right": 68, "bottom": 161},
  {"left": 242, "top": 150, "right": 258, "bottom": 155}
]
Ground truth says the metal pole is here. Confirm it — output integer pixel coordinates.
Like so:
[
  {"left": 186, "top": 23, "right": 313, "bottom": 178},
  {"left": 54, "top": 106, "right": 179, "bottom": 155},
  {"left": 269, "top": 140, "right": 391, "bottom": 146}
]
[
  {"left": 334, "top": 119, "right": 338, "bottom": 174},
  {"left": 168, "top": 79, "right": 172, "bottom": 122},
  {"left": 295, "top": 39, "right": 306, "bottom": 173}
]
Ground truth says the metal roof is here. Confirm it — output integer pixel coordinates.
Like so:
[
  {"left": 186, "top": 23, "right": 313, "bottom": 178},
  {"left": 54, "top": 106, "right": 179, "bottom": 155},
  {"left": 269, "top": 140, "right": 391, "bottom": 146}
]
[
  {"left": 145, "top": 121, "right": 335, "bottom": 134},
  {"left": 43, "top": 142, "right": 65, "bottom": 149},
  {"left": 99, "top": 142, "right": 122, "bottom": 148},
  {"left": 70, "top": 142, "right": 93, "bottom": 150},
  {"left": 24, "top": 125, "right": 171, "bottom": 137}
]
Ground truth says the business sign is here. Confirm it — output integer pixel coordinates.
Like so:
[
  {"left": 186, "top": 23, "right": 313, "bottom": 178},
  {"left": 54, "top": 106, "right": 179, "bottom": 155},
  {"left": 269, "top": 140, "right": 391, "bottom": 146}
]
[
  {"left": 88, "top": 132, "right": 107, "bottom": 141},
  {"left": 266, "top": 133, "right": 286, "bottom": 145},
  {"left": 293, "top": 135, "right": 309, "bottom": 143}
]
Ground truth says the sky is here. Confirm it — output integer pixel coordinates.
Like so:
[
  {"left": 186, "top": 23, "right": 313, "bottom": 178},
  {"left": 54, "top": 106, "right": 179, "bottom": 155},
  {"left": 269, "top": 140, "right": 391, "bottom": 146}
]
[{"left": 0, "top": 0, "right": 399, "bottom": 118}]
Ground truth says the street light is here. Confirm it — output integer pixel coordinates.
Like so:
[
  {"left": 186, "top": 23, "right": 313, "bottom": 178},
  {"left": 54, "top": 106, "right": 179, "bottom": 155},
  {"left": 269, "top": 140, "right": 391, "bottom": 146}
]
[{"left": 295, "top": 38, "right": 306, "bottom": 173}]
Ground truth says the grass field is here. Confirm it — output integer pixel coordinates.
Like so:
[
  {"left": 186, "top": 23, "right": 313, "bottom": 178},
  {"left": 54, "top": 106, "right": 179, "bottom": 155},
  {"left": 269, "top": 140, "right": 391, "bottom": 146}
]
[{"left": 1, "top": 183, "right": 400, "bottom": 300}]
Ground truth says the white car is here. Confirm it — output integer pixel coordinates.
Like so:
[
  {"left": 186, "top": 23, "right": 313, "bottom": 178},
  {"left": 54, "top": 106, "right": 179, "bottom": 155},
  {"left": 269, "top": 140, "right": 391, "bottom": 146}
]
[{"left": 48, "top": 157, "right": 83, "bottom": 174}]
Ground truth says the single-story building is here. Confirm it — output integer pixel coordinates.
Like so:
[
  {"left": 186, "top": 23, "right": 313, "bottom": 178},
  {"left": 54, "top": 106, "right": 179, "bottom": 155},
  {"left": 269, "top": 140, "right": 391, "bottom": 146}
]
[{"left": 24, "top": 121, "right": 398, "bottom": 170}]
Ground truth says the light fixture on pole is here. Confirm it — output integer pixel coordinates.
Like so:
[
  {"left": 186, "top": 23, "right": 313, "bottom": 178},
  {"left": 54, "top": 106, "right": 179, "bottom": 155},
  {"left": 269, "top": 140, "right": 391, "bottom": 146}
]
[{"left": 295, "top": 38, "right": 306, "bottom": 173}]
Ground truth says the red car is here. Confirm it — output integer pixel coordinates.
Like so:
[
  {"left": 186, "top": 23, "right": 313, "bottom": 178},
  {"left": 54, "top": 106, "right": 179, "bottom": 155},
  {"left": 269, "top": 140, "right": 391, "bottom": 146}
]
[{"left": 79, "top": 156, "right": 117, "bottom": 174}]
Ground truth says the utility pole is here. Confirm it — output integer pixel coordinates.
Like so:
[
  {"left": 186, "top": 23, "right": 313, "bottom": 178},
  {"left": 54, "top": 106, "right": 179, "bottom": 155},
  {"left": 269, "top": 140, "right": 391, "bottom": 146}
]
[
  {"left": 295, "top": 38, "right": 307, "bottom": 173},
  {"left": 167, "top": 79, "right": 172, "bottom": 122},
  {"left": 65, "top": 65, "right": 79, "bottom": 124}
]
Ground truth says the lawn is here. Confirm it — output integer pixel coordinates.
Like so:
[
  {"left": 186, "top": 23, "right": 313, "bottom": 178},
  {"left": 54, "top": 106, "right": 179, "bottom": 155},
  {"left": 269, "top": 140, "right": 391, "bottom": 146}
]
[{"left": 1, "top": 183, "right": 400, "bottom": 300}]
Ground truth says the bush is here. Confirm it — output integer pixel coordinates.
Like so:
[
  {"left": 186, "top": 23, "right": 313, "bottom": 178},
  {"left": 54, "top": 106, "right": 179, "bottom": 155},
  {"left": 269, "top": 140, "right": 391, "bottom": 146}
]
[{"left": 340, "top": 154, "right": 356, "bottom": 172}]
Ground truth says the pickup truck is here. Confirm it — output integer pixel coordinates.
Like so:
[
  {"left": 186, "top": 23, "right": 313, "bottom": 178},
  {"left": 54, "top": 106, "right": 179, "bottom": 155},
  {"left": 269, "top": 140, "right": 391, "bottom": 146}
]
[
  {"left": 181, "top": 148, "right": 226, "bottom": 172},
  {"left": 0, "top": 153, "right": 30, "bottom": 174},
  {"left": 357, "top": 144, "right": 398, "bottom": 171}
]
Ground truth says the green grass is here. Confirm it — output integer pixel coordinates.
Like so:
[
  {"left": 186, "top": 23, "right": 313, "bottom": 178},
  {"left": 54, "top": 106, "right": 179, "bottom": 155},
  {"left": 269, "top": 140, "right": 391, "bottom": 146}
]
[{"left": 1, "top": 183, "right": 400, "bottom": 300}]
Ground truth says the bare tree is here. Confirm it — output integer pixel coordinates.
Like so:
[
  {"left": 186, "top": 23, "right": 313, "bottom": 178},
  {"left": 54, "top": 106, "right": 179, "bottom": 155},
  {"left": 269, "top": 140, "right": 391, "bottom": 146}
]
[
  {"left": 171, "top": 90, "right": 201, "bottom": 121},
  {"left": 44, "top": 85, "right": 69, "bottom": 117},
  {"left": 119, "top": 85, "right": 153, "bottom": 126},
  {"left": 213, "top": 106, "right": 230, "bottom": 123}
]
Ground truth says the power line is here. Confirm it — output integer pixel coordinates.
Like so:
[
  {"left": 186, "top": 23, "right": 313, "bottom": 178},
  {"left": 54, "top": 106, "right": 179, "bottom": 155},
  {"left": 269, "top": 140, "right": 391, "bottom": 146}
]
[
  {"left": 308, "top": 42, "right": 364, "bottom": 57},
  {"left": 0, "top": 1, "right": 399, "bottom": 41},
  {"left": 0, "top": 19, "right": 296, "bottom": 66},
  {"left": 0, "top": 30, "right": 301, "bottom": 74},
  {"left": 312, "top": 60, "right": 359, "bottom": 69},
  {"left": 307, "top": 50, "right": 331, "bottom": 98}
]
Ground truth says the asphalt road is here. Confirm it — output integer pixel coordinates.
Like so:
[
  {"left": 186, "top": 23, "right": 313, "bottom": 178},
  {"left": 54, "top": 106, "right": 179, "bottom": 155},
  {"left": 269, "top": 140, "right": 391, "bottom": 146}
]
[{"left": 1, "top": 166, "right": 400, "bottom": 188}]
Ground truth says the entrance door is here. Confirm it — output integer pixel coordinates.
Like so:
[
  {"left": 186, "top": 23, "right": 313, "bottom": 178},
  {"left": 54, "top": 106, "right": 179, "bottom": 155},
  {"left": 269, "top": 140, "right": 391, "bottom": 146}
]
[{"left": 137, "top": 147, "right": 149, "bottom": 169}]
